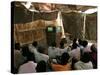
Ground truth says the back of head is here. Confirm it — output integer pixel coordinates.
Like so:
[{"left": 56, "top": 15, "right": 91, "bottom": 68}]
[
  {"left": 32, "top": 41, "right": 38, "bottom": 47},
  {"left": 51, "top": 42, "right": 56, "bottom": 47},
  {"left": 61, "top": 38, "right": 67, "bottom": 44},
  {"left": 60, "top": 52, "right": 70, "bottom": 65},
  {"left": 91, "top": 44, "right": 97, "bottom": 52},
  {"left": 73, "top": 38, "right": 77, "bottom": 43},
  {"left": 21, "top": 46, "right": 30, "bottom": 57},
  {"left": 36, "top": 60, "right": 46, "bottom": 72},
  {"left": 15, "top": 43, "right": 20, "bottom": 50},
  {"left": 81, "top": 52, "right": 91, "bottom": 63},
  {"left": 82, "top": 40, "right": 88, "bottom": 47},
  {"left": 37, "top": 46, "right": 46, "bottom": 54},
  {"left": 78, "top": 39, "right": 83, "bottom": 45},
  {"left": 71, "top": 43, "right": 78, "bottom": 50},
  {"left": 60, "top": 41, "right": 64, "bottom": 49},
  {"left": 26, "top": 52, "right": 36, "bottom": 62}
]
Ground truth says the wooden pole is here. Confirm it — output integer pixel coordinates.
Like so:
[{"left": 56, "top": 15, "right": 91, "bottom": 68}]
[{"left": 83, "top": 14, "right": 86, "bottom": 39}]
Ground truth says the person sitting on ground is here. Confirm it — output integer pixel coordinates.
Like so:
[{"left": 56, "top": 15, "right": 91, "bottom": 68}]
[
  {"left": 21, "top": 46, "right": 31, "bottom": 58},
  {"left": 29, "top": 41, "right": 38, "bottom": 53},
  {"left": 50, "top": 52, "right": 71, "bottom": 71},
  {"left": 60, "top": 38, "right": 67, "bottom": 44},
  {"left": 18, "top": 51, "right": 37, "bottom": 73},
  {"left": 48, "top": 42, "right": 59, "bottom": 59},
  {"left": 61, "top": 38, "right": 71, "bottom": 53},
  {"left": 74, "top": 52, "right": 93, "bottom": 70},
  {"left": 78, "top": 39, "right": 83, "bottom": 48},
  {"left": 36, "top": 60, "right": 47, "bottom": 72},
  {"left": 28, "top": 41, "right": 49, "bottom": 63},
  {"left": 69, "top": 43, "right": 80, "bottom": 70},
  {"left": 71, "top": 38, "right": 78, "bottom": 50},
  {"left": 35, "top": 45, "right": 49, "bottom": 63},
  {"left": 82, "top": 40, "right": 91, "bottom": 53},
  {"left": 14, "top": 43, "right": 26, "bottom": 73},
  {"left": 69, "top": 43, "right": 80, "bottom": 61},
  {"left": 57, "top": 41, "right": 68, "bottom": 57},
  {"left": 77, "top": 39, "right": 84, "bottom": 58},
  {"left": 90, "top": 44, "right": 97, "bottom": 69}
]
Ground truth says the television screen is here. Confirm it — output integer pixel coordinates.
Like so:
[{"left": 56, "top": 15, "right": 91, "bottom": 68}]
[
  {"left": 56, "top": 26, "right": 61, "bottom": 32},
  {"left": 48, "top": 27, "right": 53, "bottom": 32}
]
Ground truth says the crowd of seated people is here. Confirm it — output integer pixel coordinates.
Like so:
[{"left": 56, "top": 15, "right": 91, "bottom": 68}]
[{"left": 13, "top": 38, "right": 97, "bottom": 74}]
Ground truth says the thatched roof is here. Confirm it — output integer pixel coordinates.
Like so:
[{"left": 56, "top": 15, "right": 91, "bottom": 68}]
[
  {"left": 13, "top": 1, "right": 97, "bottom": 12},
  {"left": 12, "top": 1, "right": 97, "bottom": 24}
]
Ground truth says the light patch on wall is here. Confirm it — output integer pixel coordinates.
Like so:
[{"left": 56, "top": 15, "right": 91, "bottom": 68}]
[
  {"left": 84, "top": 8, "right": 97, "bottom": 14},
  {"left": 22, "top": 2, "right": 32, "bottom": 9},
  {"left": 78, "top": 8, "right": 97, "bottom": 14}
]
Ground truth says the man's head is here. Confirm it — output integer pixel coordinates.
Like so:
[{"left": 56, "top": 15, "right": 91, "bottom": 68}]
[
  {"left": 15, "top": 43, "right": 20, "bottom": 50},
  {"left": 32, "top": 41, "right": 38, "bottom": 47}
]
